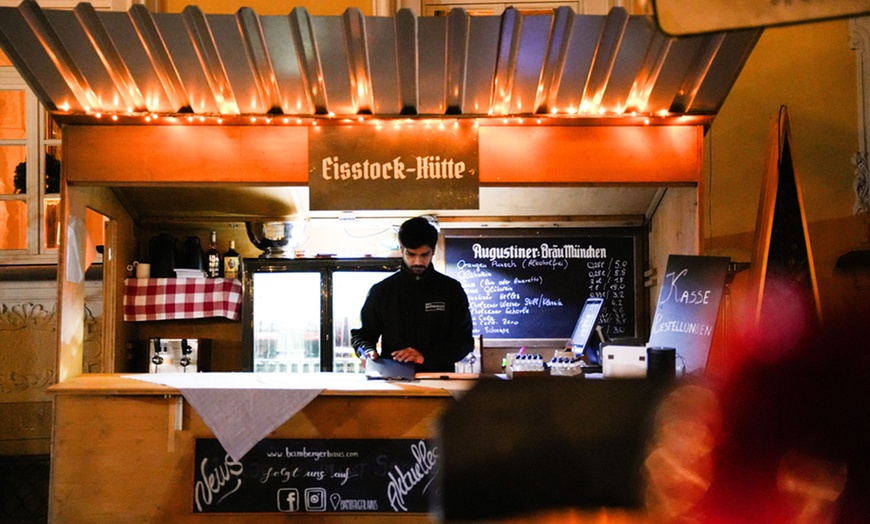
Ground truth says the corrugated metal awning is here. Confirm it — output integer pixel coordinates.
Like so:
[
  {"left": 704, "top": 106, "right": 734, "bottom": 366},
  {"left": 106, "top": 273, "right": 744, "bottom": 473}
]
[{"left": 0, "top": 1, "right": 761, "bottom": 124}]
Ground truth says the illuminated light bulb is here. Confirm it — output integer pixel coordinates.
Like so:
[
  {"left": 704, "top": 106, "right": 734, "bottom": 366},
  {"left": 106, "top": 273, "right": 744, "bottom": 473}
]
[
  {"left": 265, "top": 118, "right": 272, "bottom": 124},
  {"left": 250, "top": 117, "right": 256, "bottom": 123},
  {"left": 659, "top": 110, "right": 669, "bottom": 117},
  {"left": 644, "top": 118, "right": 650, "bottom": 125},
  {"left": 113, "top": 115, "right": 119, "bottom": 121},
  {"left": 358, "top": 116, "right": 364, "bottom": 122},
  {"left": 502, "top": 118, "right": 508, "bottom": 124},
  {"left": 217, "top": 118, "right": 223, "bottom": 124},
  {"left": 283, "top": 118, "right": 289, "bottom": 124},
  {"left": 187, "top": 116, "right": 194, "bottom": 122},
  {"left": 95, "top": 113, "right": 102, "bottom": 118},
  {"left": 296, "top": 119, "right": 302, "bottom": 125},
  {"left": 328, "top": 112, "right": 335, "bottom": 118},
  {"left": 61, "top": 103, "right": 70, "bottom": 112},
  {"left": 199, "top": 116, "right": 205, "bottom": 122},
  {"left": 536, "top": 119, "right": 542, "bottom": 124},
  {"left": 598, "top": 107, "right": 605, "bottom": 115},
  {"left": 517, "top": 118, "right": 523, "bottom": 124}
]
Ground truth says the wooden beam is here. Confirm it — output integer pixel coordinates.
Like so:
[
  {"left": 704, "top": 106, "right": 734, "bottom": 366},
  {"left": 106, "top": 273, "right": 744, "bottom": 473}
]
[
  {"left": 65, "top": 125, "right": 309, "bottom": 185},
  {"left": 64, "top": 124, "right": 703, "bottom": 186},
  {"left": 479, "top": 126, "right": 703, "bottom": 184}
]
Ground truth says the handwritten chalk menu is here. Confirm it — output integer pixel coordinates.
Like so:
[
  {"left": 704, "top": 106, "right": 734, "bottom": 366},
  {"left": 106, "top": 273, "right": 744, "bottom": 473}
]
[
  {"left": 445, "top": 233, "right": 639, "bottom": 340},
  {"left": 648, "top": 255, "right": 730, "bottom": 373},
  {"left": 193, "top": 438, "right": 438, "bottom": 514}
]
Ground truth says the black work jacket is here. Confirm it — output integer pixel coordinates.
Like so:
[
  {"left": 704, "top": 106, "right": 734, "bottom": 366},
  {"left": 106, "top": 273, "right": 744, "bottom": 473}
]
[{"left": 350, "top": 263, "right": 473, "bottom": 372}]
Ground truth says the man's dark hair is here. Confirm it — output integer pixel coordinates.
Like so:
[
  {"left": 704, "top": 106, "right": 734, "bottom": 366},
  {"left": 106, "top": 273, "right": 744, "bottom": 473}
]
[{"left": 398, "top": 216, "right": 438, "bottom": 249}]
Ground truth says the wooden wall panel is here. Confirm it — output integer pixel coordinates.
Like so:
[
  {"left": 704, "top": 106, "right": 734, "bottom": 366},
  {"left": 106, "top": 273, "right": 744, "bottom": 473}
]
[
  {"left": 50, "top": 389, "right": 450, "bottom": 523},
  {"left": 63, "top": 124, "right": 703, "bottom": 186},
  {"left": 479, "top": 126, "right": 704, "bottom": 184},
  {"left": 64, "top": 126, "right": 309, "bottom": 185}
]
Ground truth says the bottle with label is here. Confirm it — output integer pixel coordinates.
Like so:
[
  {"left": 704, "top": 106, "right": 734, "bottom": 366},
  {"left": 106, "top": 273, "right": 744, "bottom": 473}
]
[
  {"left": 223, "top": 240, "right": 241, "bottom": 280},
  {"left": 206, "top": 231, "right": 220, "bottom": 278}
]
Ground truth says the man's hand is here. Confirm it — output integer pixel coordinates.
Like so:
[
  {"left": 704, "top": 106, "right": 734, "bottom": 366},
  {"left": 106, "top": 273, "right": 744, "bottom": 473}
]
[
  {"left": 391, "top": 347, "right": 424, "bottom": 364},
  {"left": 359, "top": 348, "right": 378, "bottom": 365}
]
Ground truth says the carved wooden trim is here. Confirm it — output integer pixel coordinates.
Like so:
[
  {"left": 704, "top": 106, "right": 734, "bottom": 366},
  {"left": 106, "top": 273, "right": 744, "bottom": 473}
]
[
  {"left": 850, "top": 16, "right": 870, "bottom": 215},
  {"left": 0, "top": 301, "right": 104, "bottom": 394},
  {"left": 0, "top": 303, "right": 55, "bottom": 331}
]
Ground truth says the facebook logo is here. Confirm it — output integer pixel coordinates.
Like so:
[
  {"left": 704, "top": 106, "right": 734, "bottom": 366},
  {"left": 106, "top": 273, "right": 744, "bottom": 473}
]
[{"left": 277, "top": 488, "right": 300, "bottom": 512}]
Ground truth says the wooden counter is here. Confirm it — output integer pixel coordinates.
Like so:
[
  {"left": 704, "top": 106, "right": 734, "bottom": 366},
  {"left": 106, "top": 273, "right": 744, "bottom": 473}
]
[{"left": 47, "top": 373, "right": 470, "bottom": 523}]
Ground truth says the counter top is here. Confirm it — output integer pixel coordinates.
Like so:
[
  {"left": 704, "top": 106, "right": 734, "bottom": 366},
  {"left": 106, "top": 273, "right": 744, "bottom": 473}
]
[
  {"left": 48, "top": 372, "right": 478, "bottom": 397},
  {"left": 49, "top": 372, "right": 477, "bottom": 461}
]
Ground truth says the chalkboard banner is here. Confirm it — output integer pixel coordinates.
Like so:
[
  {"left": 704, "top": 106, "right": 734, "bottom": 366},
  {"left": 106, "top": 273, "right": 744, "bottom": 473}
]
[
  {"left": 445, "top": 232, "right": 640, "bottom": 341},
  {"left": 648, "top": 255, "right": 730, "bottom": 373},
  {"left": 193, "top": 438, "right": 438, "bottom": 514}
]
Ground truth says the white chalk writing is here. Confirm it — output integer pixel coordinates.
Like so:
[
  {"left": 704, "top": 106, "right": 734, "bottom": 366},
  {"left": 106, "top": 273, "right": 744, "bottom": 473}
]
[
  {"left": 193, "top": 453, "right": 243, "bottom": 511},
  {"left": 386, "top": 440, "right": 438, "bottom": 512}
]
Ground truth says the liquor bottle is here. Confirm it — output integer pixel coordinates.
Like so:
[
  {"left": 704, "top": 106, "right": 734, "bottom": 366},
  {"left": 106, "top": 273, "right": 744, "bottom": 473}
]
[
  {"left": 206, "top": 231, "right": 220, "bottom": 278},
  {"left": 223, "top": 240, "right": 241, "bottom": 280}
]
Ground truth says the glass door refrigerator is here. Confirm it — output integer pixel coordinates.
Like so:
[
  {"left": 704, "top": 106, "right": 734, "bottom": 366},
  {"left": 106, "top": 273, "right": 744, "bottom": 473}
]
[{"left": 241, "top": 257, "right": 402, "bottom": 373}]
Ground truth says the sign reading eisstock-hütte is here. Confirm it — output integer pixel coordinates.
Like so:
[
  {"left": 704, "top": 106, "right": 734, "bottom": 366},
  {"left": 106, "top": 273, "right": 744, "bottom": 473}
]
[{"left": 308, "top": 122, "right": 479, "bottom": 210}]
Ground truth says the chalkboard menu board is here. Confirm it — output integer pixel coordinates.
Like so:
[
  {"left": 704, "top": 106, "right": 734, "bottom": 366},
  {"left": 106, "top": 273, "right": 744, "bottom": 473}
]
[
  {"left": 445, "top": 230, "right": 642, "bottom": 341},
  {"left": 193, "top": 438, "right": 437, "bottom": 514},
  {"left": 648, "top": 255, "right": 730, "bottom": 373}
]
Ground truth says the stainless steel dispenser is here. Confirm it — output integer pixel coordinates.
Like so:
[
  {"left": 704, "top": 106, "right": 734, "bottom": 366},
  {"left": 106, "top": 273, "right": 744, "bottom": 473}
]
[{"left": 146, "top": 338, "right": 211, "bottom": 373}]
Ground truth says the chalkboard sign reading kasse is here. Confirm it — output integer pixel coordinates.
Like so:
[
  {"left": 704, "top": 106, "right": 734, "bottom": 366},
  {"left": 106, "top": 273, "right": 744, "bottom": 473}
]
[
  {"left": 193, "top": 438, "right": 438, "bottom": 514},
  {"left": 445, "top": 231, "right": 641, "bottom": 342},
  {"left": 647, "top": 255, "right": 730, "bottom": 373}
]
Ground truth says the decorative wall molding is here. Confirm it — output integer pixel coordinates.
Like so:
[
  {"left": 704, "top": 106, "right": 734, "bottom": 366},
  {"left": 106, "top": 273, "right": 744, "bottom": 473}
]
[
  {"left": 0, "top": 303, "right": 55, "bottom": 331},
  {"left": 0, "top": 277, "right": 103, "bottom": 395},
  {"left": 850, "top": 16, "right": 870, "bottom": 215},
  {"left": 0, "top": 303, "right": 103, "bottom": 394}
]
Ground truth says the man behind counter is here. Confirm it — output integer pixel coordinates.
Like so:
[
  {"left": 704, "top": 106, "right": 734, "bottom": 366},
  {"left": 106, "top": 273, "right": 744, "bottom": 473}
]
[{"left": 351, "top": 216, "right": 474, "bottom": 372}]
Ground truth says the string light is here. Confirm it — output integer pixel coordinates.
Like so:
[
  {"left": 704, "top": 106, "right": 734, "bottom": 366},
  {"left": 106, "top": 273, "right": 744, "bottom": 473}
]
[{"left": 61, "top": 108, "right": 701, "bottom": 128}]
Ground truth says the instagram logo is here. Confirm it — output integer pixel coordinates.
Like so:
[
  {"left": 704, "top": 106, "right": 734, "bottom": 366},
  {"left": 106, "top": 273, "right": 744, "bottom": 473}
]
[{"left": 305, "top": 487, "right": 327, "bottom": 511}]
